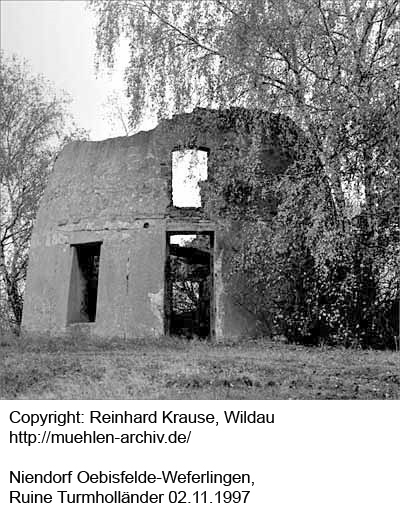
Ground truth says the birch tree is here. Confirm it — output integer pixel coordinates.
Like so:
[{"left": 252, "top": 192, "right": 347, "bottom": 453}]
[{"left": 90, "top": 1, "right": 400, "bottom": 346}]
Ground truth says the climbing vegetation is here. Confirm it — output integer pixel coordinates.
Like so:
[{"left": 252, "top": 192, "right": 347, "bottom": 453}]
[{"left": 91, "top": 0, "right": 400, "bottom": 347}]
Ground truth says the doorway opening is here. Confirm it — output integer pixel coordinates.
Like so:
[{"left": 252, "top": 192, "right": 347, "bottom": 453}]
[
  {"left": 67, "top": 242, "right": 101, "bottom": 323},
  {"left": 165, "top": 232, "right": 214, "bottom": 339}
]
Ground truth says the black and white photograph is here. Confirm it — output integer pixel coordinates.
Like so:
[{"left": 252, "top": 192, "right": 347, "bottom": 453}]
[
  {"left": 1, "top": 2, "right": 400, "bottom": 529},
  {"left": 1, "top": 1, "right": 399, "bottom": 400}
]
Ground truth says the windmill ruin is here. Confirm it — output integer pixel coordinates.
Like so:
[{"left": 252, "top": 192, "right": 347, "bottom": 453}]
[{"left": 22, "top": 108, "right": 296, "bottom": 340}]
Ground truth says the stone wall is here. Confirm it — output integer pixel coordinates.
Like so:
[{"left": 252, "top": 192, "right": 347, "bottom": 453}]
[{"left": 22, "top": 108, "right": 296, "bottom": 339}]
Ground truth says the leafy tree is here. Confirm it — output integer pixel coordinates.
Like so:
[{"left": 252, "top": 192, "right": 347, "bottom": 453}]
[
  {"left": 0, "top": 52, "right": 87, "bottom": 331},
  {"left": 90, "top": 0, "right": 400, "bottom": 347},
  {"left": 102, "top": 89, "right": 133, "bottom": 136}
]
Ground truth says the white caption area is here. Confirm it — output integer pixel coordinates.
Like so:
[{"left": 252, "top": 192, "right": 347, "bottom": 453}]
[{"left": 1, "top": 401, "right": 399, "bottom": 530}]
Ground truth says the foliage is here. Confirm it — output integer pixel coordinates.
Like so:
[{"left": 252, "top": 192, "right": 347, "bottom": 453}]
[
  {"left": 90, "top": 1, "right": 400, "bottom": 347},
  {"left": 0, "top": 52, "right": 87, "bottom": 331},
  {"left": 102, "top": 89, "right": 133, "bottom": 135},
  {"left": 228, "top": 157, "right": 399, "bottom": 348}
]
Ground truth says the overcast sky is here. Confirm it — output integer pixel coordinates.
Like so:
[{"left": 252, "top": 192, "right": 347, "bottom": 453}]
[{"left": 1, "top": 0, "right": 133, "bottom": 140}]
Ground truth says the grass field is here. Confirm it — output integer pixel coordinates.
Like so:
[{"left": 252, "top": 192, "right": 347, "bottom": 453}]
[{"left": 1, "top": 335, "right": 399, "bottom": 399}]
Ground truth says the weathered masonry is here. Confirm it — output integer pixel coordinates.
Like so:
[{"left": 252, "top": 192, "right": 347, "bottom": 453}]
[{"left": 22, "top": 108, "right": 295, "bottom": 339}]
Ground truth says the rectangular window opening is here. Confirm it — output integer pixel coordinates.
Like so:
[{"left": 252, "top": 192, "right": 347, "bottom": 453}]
[
  {"left": 67, "top": 242, "right": 101, "bottom": 324},
  {"left": 165, "top": 232, "right": 214, "bottom": 339},
  {"left": 172, "top": 149, "right": 208, "bottom": 207}
]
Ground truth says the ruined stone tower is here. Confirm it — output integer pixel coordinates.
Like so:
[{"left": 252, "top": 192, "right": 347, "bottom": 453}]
[{"left": 22, "top": 108, "right": 295, "bottom": 339}]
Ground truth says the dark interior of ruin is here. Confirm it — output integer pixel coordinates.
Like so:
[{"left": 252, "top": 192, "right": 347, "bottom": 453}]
[
  {"left": 68, "top": 242, "right": 101, "bottom": 323},
  {"left": 165, "top": 233, "right": 213, "bottom": 339}
]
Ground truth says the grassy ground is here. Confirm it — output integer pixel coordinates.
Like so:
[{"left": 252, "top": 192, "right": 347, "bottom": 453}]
[{"left": 1, "top": 335, "right": 399, "bottom": 399}]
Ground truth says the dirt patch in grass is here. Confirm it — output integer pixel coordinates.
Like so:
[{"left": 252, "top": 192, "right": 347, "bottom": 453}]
[{"left": 1, "top": 336, "right": 399, "bottom": 399}]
